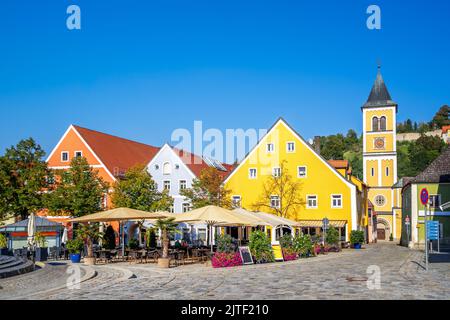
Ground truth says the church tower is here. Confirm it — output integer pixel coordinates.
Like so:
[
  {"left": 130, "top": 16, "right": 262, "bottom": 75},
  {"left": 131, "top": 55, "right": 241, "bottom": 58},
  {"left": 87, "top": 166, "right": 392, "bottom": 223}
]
[{"left": 362, "top": 67, "right": 398, "bottom": 240}]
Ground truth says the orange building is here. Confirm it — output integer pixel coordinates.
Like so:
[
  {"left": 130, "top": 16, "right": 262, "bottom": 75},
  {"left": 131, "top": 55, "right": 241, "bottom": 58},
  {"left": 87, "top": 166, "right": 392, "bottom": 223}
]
[{"left": 42, "top": 125, "right": 160, "bottom": 237}]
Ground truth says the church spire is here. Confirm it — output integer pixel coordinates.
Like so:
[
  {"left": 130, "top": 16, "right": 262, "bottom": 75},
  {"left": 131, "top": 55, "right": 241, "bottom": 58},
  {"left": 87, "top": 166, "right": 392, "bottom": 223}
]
[{"left": 363, "top": 66, "right": 397, "bottom": 109}]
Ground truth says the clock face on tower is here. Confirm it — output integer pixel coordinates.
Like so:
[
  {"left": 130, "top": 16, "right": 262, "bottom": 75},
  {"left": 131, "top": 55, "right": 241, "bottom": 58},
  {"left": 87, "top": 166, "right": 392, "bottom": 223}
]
[{"left": 374, "top": 137, "right": 385, "bottom": 149}]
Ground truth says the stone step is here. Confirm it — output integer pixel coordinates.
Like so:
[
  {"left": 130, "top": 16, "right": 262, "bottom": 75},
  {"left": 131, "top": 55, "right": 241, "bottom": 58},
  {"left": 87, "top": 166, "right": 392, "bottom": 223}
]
[
  {"left": 0, "top": 256, "right": 16, "bottom": 266},
  {"left": 0, "top": 258, "right": 26, "bottom": 271},
  {"left": 0, "top": 259, "right": 35, "bottom": 279}
]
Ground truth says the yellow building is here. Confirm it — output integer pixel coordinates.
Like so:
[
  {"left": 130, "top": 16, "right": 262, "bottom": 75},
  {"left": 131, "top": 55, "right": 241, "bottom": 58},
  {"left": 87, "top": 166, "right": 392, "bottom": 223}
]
[
  {"left": 362, "top": 67, "right": 401, "bottom": 241},
  {"left": 224, "top": 118, "right": 366, "bottom": 242}
]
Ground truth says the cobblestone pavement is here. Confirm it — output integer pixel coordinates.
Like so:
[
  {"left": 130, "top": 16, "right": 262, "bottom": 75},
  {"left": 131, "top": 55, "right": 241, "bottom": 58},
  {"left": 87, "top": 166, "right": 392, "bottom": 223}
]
[{"left": 1, "top": 243, "right": 449, "bottom": 300}]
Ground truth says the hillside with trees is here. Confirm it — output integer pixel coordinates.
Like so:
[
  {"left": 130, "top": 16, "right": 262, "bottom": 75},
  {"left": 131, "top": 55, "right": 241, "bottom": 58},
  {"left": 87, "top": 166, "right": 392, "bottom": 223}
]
[{"left": 318, "top": 105, "right": 449, "bottom": 181}]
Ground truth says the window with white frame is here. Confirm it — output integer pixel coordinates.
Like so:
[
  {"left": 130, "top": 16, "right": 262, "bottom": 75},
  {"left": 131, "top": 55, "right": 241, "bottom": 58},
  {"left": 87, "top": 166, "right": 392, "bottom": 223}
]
[
  {"left": 169, "top": 205, "right": 174, "bottom": 213},
  {"left": 331, "top": 195, "right": 343, "bottom": 208},
  {"left": 249, "top": 168, "right": 257, "bottom": 179},
  {"left": 273, "top": 167, "right": 281, "bottom": 178},
  {"left": 61, "top": 151, "right": 69, "bottom": 162},
  {"left": 182, "top": 203, "right": 191, "bottom": 213},
  {"left": 179, "top": 180, "right": 187, "bottom": 190},
  {"left": 430, "top": 195, "right": 441, "bottom": 208},
  {"left": 307, "top": 195, "right": 318, "bottom": 208},
  {"left": 74, "top": 151, "right": 83, "bottom": 158},
  {"left": 270, "top": 195, "right": 280, "bottom": 209},
  {"left": 163, "top": 180, "right": 171, "bottom": 191},
  {"left": 298, "top": 166, "right": 307, "bottom": 178},
  {"left": 286, "top": 142, "right": 295, "bottom": 153},
  {"left": 232, "top": 195, "right": 242, "bottom": 208},
  {"left": 266, "top": 143, "right": 274, "bottom": 153},
  {"left": 163, "top": 162, "right": 171, "bottom": 175}
]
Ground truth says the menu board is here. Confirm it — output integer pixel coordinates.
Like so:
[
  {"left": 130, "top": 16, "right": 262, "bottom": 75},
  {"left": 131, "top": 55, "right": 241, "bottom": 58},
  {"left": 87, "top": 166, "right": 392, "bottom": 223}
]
[
  {"left": 272, "top": 244, "right": 284, "bottom": 261},
  {"left": 239, "top": 246, "right": 254, "bottom": 265}
]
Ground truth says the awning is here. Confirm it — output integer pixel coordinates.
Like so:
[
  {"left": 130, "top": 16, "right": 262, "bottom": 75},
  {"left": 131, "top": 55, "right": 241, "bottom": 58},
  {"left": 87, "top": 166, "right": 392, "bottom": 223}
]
[{"left": 296, "top": 220, "right": 347, "bottom": 228}]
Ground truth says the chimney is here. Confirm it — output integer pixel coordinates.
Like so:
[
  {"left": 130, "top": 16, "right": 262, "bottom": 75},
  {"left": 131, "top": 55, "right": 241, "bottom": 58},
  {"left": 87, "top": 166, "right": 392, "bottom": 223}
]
[{"left": 313, "top": 136, "right": 321, "bottom": 155}]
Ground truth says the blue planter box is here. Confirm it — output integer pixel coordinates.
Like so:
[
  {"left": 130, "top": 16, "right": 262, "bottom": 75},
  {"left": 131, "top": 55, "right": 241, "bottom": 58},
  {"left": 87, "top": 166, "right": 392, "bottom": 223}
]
[
  {"left": 0, "top": 248, "right": 9, "bottom": 256},
  {"left": 353, "top": 243, "right": 362, "bottom": 249},
  {"left": 35, "top": 248, "right": 48, "bottom": 261},
  {"left": 70, "top": 253, "right": 81, "bottom": 263}
]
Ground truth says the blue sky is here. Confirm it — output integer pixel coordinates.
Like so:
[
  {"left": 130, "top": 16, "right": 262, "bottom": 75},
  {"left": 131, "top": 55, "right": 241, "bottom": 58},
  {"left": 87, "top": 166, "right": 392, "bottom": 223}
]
[{"left": 0, "top": 0, "right": 449, "bottom": 156}]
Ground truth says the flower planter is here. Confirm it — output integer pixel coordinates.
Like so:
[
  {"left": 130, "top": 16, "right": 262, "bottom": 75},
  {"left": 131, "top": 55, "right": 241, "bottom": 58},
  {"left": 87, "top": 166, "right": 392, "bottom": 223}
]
[
  {"left": 35, "top": 248, "right": 48, "bottom": 262},
  {"left": 158, "top": 257, "right": 170, "bottom": 268},
  {"left": 353, "top": 243, "right": 362, "bottom": 249},
  {"left": 212, "top": 252, "right": 243, "bottom": 268},
  {"left": 0, "top": 248, "right": 9, "bottom": 256},
  {"left": 84, "top": 257, "right": 96, "bottom": 265},
  {"left": 70, "top": 253, "right": 81, "bottom": 263}
]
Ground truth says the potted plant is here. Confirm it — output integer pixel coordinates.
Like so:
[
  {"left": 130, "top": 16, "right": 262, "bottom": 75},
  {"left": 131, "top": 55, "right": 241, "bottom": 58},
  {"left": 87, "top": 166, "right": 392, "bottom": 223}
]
[
  {"left": 293, "top": 234, "right": 313, "bottom": 258},
  {"left": 34, "top": 232, "right": 49, "bottom": 262},
  {"left": 0, "top": 233, "right": 8, "bottom": 256},
  {"left": 153, "top": 217, "right": 180, "bottom": 268},
  {"left": 389, "top": 233, "right": 394, "bottom": 242},
  {"left": 66, "top": 238, "right": 84, "bottom": 263},
  {"left": 76, "top": 223, "right": 104, "bottom": 265},
  {"left": 211, "top": 234, "right": 243, "bottom": 268},
  {"left": 128, "top": 238, "right": 139, "bottom": 250},
  {"left": 249, "top": 230, "right": 274, "bottom": 263},
  {"left": 325, "top": 226, "right": 341, "bottom": 252},
  {"left": 279, "top": 234, "right": 297, "bottom": 261},
  {"left": 350, "top": 230, "right": 365, "bottom": 249}
]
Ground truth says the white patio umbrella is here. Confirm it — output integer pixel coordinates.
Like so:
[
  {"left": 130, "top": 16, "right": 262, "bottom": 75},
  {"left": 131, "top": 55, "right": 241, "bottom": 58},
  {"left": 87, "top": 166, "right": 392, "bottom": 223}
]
[
  {"left": 61, "top": 227, "right": 68, "bottom": 245},
  {"left": 27, "top": 212, "right": 36, "bottom": 248}
]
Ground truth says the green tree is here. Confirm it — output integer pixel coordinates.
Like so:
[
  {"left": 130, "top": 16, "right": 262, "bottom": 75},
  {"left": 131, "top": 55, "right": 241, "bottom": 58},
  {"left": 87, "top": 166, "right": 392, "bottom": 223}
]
[
  {"left": 320, "top": 134, "right": 346, "bottom": 160},
  {"left": 325, "top": 226, "right": 339, "bottom": 245},
  {"left": 0, "top": 138, "right": 51, "bottom": 220},
  {"left": 111, "top": 164, "right": 173, "bottom": 212},
  {"left": 181, "top": 166, "right": 232, "bottom": 209},
  {"left": 153, "top": 218, "right": 180, "bottom": 259},
  {"left": 408, "top": 135, "right": 445, "bottom": 175},
  {"left": 431, "top": 105, "right": 450, "bottom": 129},
  {"left": 46, "top": 157, "right": 108, "bottom": 217}
]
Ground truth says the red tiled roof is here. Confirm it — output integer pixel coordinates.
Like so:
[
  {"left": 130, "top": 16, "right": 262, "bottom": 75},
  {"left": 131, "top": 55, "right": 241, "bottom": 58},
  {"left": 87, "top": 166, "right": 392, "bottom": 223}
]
[
  {"left": 73, "top": 125, "right": 160, "bottom": 177},
  {"left": 327, "top": 160, "right": 349, "bottom": 169},
  {"left": 442, "top": 125, "right": 450, "bottom": 134}
]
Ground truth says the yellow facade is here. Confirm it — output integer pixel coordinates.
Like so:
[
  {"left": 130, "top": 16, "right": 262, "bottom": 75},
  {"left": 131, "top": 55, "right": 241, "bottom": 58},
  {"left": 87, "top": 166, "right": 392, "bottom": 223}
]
[
  {"left": 224, "top": 119, "right": 359, "bottom": 240},
  {"left": 362, "top": 90, "right": 400, "bottom": 240}
]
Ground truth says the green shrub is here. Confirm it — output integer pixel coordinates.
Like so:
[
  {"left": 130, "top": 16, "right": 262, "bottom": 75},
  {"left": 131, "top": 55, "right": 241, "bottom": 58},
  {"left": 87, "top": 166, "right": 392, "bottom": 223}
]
[
  {"left": 66, "top": 238, "right": 84, "bottom": 254},
  {"left": 389, "top": 233, "right": 394, "bottom": 241},
  {"left": 350, "top": 230, "right": 365, "bottom": 245},
  {"left": 279, "top": 234, "right": 293, "bottom": 249},
  {"left": 325, "top": 226, "right": 340, "bottom": 245},
  {"left": 128, "top": 238, "right": 139, "bottom": 249},
  {"left": 103, "top": 226, "right": 116, "bottom": 249},
  {"left": 216, "top": 234, "right": 234, "bottom": 253},
  {"left": 293, "top": 234, "right": 313, "bottom": 257},
  {"left": 34, "top": 232, "right": 48, "bottom": 248},
  {"left": 0, "top": 233, "right": 7, "bottom": 249},
  {"left": 249, "top": 230, "right": 274, "bottom": 263},
  {"left": 145, "top": 228, "right": 157, "bottom": 248}
]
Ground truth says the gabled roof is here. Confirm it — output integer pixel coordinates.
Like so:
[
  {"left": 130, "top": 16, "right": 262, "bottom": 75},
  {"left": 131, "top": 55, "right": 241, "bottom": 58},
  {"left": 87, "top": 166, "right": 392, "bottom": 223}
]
[
  {"left": 363, "top": 67, "right": 397, "bottom": 109},
  {"left": 328, "top": 160, "right": 349, "bottom": 169},
  {"left": 72, "top": 125, "right": 160, "bottom": 177},
  {"left": 411, "top": 146, "right": 450, "bottom": 184}
]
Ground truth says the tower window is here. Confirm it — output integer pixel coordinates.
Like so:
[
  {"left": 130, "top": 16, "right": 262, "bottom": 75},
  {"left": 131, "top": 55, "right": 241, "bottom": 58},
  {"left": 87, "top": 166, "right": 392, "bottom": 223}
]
[
  {"left": 386, "top": 167, "right": 389, "bottom": 176},
  {"left": 380, "top": 116, "right": 387, "bottom": 131},
  {"left": 372, "top": 117, "right": 379, "bottom": 131},
  {"left": 371, "top": 168, "right": 375, "bottom": 177}
]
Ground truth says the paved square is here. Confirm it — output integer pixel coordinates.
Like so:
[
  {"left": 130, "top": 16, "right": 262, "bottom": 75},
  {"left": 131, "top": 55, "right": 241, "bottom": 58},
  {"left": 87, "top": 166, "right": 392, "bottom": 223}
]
[{"left": 1, "top": 243, "right": 449, "bottom": 300}]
